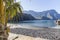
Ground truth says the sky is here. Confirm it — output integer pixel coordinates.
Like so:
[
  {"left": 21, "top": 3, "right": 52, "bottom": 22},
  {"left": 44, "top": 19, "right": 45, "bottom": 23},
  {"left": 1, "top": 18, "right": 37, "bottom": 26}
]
[{"left": 16, "top": 0, "right": 60, "bottom": 14}]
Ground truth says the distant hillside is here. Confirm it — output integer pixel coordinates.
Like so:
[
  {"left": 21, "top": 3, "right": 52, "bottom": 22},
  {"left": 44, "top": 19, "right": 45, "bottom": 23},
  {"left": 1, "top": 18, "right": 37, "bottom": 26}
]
[
  {"left": 23, "top": 9, "right": 60, "bottom": 20},
  {"left": 8, "top": 13, "right": 35, "bottom": 23}
]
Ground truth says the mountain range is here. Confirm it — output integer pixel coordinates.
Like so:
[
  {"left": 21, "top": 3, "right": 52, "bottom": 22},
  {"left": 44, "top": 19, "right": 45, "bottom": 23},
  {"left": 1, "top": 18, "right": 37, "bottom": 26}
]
[
  {"left": 23, "top": 9, "right": 60, "bottom": 20},
  {"left": 8, "top": 9, "right": 60, "bottom": 23}
]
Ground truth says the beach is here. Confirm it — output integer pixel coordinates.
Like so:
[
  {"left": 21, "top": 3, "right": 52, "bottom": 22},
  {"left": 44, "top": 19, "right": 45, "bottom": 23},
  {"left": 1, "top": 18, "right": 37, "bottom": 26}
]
[{"left": 8, "top": 23, "right": 60, "bottom": 40}]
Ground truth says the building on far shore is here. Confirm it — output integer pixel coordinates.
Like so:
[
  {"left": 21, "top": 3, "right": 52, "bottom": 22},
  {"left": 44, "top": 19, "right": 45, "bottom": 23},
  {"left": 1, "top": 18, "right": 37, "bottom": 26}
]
[{"left": 56, "top": 19, "right": 60, "bottom": 25}]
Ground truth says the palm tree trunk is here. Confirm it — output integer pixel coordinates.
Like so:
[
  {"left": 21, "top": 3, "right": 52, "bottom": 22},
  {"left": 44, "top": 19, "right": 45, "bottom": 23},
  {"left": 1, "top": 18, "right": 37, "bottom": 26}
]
[{"left": 0, "top": 0, "right": 8, "bottom": 40}]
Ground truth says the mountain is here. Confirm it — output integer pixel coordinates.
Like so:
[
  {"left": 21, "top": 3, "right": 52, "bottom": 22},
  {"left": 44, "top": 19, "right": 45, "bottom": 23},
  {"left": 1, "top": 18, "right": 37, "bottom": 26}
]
[
  {"left": 23, "top": 9, "right": 60, "bottom": 20},
  {"left": 21, "top": 13, "right": 36, "bottom": 20},
  {"left": 57, "top": 14, "right": 60, "bottom": 19},
  {"left": 8, "top": 13, "right": 35, "bottom": 23}
]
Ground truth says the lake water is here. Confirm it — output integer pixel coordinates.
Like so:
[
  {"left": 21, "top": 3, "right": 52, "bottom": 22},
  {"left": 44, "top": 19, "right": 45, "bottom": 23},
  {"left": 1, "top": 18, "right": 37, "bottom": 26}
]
[{"left": 19, "top": 20, "right": 57, "bottom": 28}]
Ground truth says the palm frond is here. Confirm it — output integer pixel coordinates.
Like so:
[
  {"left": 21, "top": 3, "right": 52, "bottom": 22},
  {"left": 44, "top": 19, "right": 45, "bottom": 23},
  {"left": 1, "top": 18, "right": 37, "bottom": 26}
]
[{"left": 6, "top": 2, "right": 22, "bottom": 19}]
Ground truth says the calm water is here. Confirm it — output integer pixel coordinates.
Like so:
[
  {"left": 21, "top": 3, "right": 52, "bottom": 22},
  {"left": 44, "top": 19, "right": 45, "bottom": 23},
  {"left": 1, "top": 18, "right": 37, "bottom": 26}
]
[{"left": 19, "top": 20, "right": 57, "bottom": 28}]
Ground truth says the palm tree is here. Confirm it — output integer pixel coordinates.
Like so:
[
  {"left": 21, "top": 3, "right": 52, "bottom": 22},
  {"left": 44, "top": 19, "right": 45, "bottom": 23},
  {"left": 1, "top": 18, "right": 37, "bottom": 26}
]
[{"left": 0, "top": 0, "right": 22, "bottom": 40}]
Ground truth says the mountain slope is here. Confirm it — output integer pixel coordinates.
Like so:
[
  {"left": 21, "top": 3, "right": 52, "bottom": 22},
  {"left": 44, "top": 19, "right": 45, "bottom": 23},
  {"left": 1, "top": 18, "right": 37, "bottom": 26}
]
[
  {"left": 8, "top": 13, "right": 36, "bottom": 22},
  {"left": 23, "top": 9, "right": 60, "bottom": 20}
]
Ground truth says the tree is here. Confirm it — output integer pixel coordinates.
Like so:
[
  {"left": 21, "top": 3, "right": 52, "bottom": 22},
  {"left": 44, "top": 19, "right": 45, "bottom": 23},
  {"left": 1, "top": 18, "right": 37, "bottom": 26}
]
[{"left": 0, "top": 0, "right": 22, "bottom": 40}]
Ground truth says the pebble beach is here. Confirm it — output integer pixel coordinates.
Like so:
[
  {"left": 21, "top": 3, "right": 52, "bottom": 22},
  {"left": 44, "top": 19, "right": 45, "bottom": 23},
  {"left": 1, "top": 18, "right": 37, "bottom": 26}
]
[{"left": 8, "top": 24, "right": 60, "bottom": 40}]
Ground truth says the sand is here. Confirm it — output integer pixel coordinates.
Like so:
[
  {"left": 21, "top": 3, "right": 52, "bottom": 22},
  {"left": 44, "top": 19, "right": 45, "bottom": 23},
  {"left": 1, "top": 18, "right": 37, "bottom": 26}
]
[{"left": 8, "top": 33, "right": 48, "bottom": 40}]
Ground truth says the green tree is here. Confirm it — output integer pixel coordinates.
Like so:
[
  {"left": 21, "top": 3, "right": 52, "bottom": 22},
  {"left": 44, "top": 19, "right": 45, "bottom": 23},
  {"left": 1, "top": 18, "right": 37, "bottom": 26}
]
[{"left": 0, "top": 0, "right": 22, "bottom": 40}]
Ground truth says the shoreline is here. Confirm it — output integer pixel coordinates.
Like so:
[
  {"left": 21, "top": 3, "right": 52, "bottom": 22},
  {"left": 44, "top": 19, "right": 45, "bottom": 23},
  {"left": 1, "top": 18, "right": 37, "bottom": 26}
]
[{"left": 7, "top": 23, "right": 60, "bottom": 29}]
